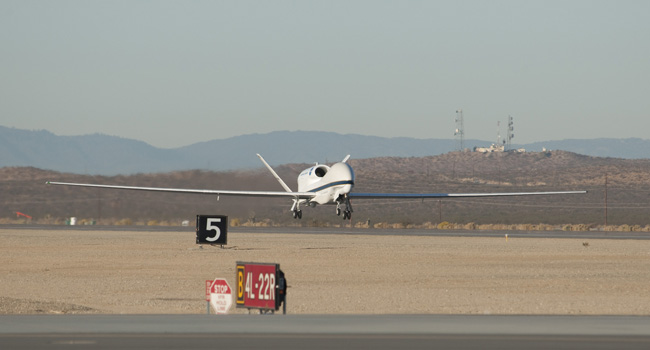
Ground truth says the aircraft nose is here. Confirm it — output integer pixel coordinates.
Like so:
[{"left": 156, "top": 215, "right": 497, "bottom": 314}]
[{"left": 331, "top": 162, "right": 355, "bottom": 184}]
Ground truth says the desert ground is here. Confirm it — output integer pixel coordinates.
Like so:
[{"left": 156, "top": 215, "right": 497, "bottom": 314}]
[{"left": 1, "top": 228, "right": 649, "bottom": 315}]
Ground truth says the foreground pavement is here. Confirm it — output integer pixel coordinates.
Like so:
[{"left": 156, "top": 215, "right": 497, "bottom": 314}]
[{"left": 1, "top": 314, "right": 649, "bottom": 349}]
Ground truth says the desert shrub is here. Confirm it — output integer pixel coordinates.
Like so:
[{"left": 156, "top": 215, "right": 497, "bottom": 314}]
[
  {"left": 437, "top": 221, "right": 451, "bottom": 229},
  {"left": 115, "top": 218, "right": 133, "bottom": 226},
  {"left": 464, "top": 222, "right": 477, "bottom": 230},
  {"left": 373, "top": 222, "right": 390, "bottom": 229}
]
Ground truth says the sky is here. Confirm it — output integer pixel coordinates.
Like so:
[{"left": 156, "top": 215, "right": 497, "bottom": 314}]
[{"left": 1, "top": 1, "right": 649, "bottom": 149}]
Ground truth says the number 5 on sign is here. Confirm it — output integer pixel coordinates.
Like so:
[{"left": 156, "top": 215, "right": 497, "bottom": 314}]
[
  {"left": 196, "top": 215, "right": 228, "bottom": 245},
  {"left": 206, "top": 218, "right": 221, "bottom": 242}
]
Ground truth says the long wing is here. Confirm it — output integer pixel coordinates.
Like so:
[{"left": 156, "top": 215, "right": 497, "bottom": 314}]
[
  {"left": 350, "top": 190, "right": 586, "bottom": 199},
  {"left": 46, "top": 181, "right": 316, "bottom": 199},
  {"left": 256, "top": 154, "right": 293, "bottom": 193}
]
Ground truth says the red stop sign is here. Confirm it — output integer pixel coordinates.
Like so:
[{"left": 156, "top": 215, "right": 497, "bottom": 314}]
[{"left": 210, "top": 279, "right": 232, "bottom": 295}]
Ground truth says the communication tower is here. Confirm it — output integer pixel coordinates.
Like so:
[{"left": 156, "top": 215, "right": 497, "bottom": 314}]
[
  {"left": 506, "top": 115, "right": 514, "bottom": 151},
  {"left": 496, "top": 121, "right": 501, "bottom": 146},
  {"left": 454, "top": 109, "right": 465, "bottom": 151}
]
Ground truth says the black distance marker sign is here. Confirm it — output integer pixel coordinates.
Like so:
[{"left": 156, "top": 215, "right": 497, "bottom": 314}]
[{"left": 196, "top": 215, "right": 228, "bottom": 245}]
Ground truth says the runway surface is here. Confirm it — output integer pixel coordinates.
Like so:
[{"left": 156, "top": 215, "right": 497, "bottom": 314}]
[
  {"left": 2, "top": 224, "right": 649, "bottom": 348},
  {"left": 1, "top": 314, "right": 650, "bottom": 349},
  {"left": 4, "top": 223, "right": 650, "bottom": 240}
]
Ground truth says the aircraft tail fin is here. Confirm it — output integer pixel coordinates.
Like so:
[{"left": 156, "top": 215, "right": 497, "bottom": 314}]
[{"left": 257, "top": 154, "right": 293, "bottom": 193}]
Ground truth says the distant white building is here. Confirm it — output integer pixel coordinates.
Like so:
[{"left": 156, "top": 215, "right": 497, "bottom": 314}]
[
  {"left": 474, "top": 144, "right": 505, "bottom": 153},
  {"left": 474, "top": 144, "right": 525, "bottom": 153}
]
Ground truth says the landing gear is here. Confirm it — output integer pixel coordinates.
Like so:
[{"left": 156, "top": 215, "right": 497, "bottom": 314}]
[
  {"left": 291, "top": 200, "right": 302, "bottom": 219},
  {"left": 336, "top": 195, "right": 353, "bottom": 220}
]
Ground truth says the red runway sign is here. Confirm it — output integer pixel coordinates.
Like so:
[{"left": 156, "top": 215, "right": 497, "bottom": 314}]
[{"left": 236, "top": 262, "right": 280, "bottom": 311}]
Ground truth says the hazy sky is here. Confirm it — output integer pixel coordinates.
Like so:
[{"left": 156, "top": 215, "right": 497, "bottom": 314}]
[{"left": 2, "top": 1, "right": 649, "bottom": 148}]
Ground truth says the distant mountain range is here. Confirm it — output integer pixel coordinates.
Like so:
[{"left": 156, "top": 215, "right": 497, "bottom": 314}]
[{"left": 1, "top": 126, "right": 649, "bottom": 175}]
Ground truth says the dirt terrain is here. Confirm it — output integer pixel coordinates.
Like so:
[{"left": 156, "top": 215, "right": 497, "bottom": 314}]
[
  {"left": 5, "top": 150, "right": 650, "bottom": 227},
  {"left": 1, "top": 228, "right": 649, "bottom": 315}
]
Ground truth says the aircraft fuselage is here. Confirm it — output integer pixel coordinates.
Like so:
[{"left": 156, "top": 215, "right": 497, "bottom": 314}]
[{"left": 298, "top": 162, "right": 355, "bottom": 206}]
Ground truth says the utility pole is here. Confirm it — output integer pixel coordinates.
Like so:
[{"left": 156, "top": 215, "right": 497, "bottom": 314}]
[
  {"left": 97, "top": 189, "right": 101, "bottom": 224},
  {"left": 604, "top": 173, "right": 608, "bottom": 226},
  {"left": 455, "top": 109, "right": 465, "bottom": 151}
]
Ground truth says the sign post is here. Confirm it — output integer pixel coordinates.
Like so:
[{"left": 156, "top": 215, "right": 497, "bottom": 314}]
[{"left": 205, "top": 280, "right": 212, "bottom": 314}]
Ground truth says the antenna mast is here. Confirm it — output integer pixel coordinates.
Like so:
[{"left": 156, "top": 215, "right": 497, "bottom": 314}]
[
  {"left": 506, "top": 115, "right": 514, "bottom": 151},
  {"left": 454, "top": 109, "right": 465, "bottom": 151},
  {"left": 496, "top": 121, "right": 501, "bottom": 146}
]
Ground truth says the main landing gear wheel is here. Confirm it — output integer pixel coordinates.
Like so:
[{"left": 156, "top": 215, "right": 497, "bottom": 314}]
[
  {"left": 336, "top": 196, "right": 353, "bottom": 220},
  {"left": 292, "top": 210, "right": 302, "bottom": 219}
]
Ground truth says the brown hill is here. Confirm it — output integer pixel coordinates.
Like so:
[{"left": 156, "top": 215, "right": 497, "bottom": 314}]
[{"left": 2, "top": 151, "right": 649, "bottom": 227}]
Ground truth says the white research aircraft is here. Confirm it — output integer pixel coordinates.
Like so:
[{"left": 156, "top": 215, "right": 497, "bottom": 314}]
[{"left": 47, "top": 154, "right": 586, "bottom": 220}]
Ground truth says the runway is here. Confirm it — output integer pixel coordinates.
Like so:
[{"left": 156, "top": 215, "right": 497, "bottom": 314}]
[
  {"left": 2, "top": 225, "right": 649, "bottom": 348},
  {"left": 4, "top": 223, "right": 650, "bottom": 240},
  {"left": 2, "top": 314, "right": 650, "bottom": 349}
]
